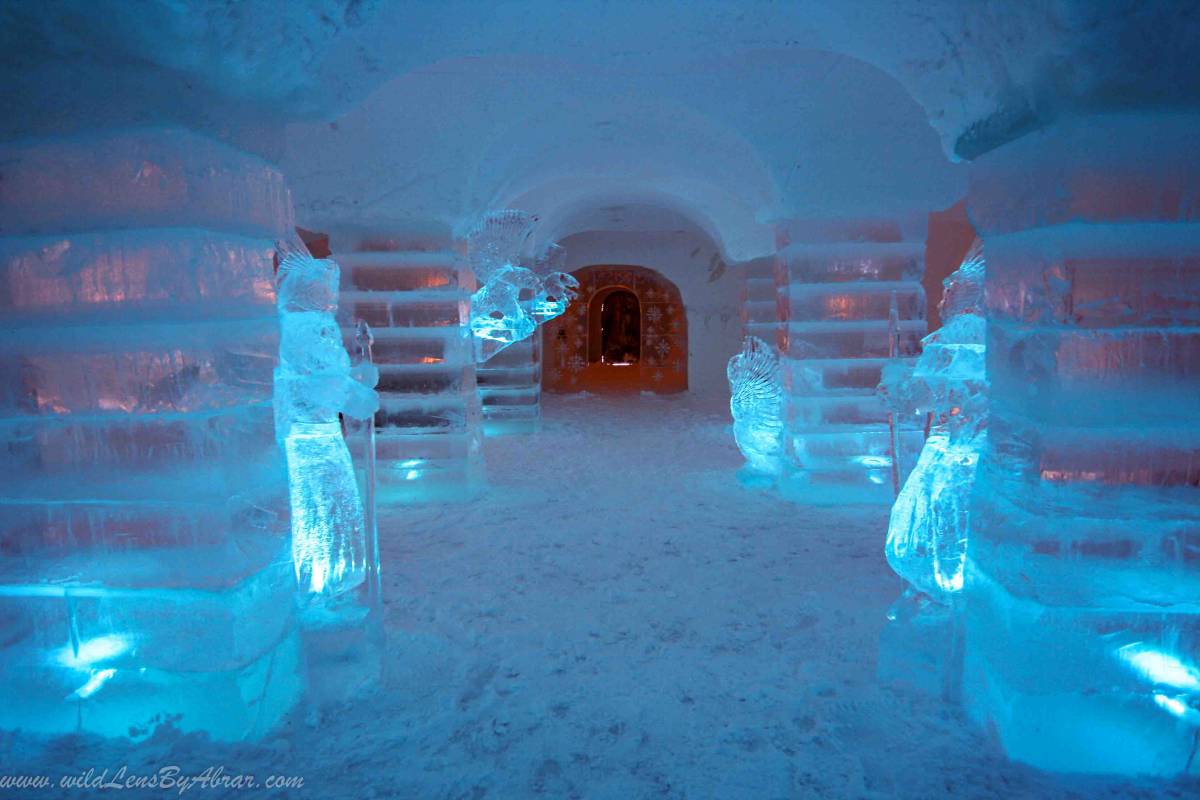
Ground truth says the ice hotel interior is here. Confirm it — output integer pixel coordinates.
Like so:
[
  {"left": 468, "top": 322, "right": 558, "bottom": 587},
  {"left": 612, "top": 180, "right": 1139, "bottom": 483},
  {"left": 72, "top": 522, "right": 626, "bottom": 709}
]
[{"left": 0, "top": 1, "right": 1198, "bottom": 797}]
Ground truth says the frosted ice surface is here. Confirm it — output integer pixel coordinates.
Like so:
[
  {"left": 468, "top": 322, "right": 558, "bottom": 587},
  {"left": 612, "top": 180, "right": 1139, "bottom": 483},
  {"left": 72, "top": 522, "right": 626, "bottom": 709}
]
[
  {"left": 470, "top": 264, "right": 539, "bottom": 359},
  {"left": 886, "top": 432, "right": 977, "bottom": 596},
  {"left": 275, "top": 251, "right": 377, "bottom": 599},
  {"left": 882, "top": 240, "right": 987, "bottom": 601},
  {"left": 528, "top": 270, "right": 580, "bottom": 325},
  {"left": 284, "top": 422, "right": 367, "bottom": 597},
  {"left": 277, "top": 249, "right": 339, "bottom": 313},
  {"left": 727, "top": 336, "right": 786, "bottom": 475},
  {"left": 533, "top": 242, "right": 567, "bottom": 275},
  {"left": 280, "top": 311, "right": 352, "bottom": 375},
  {"left": 467, "top": 209, "right": 535, "bottom": 285},
  {"left": 469, "top": 233, "right": 578, "bottom": 361}
]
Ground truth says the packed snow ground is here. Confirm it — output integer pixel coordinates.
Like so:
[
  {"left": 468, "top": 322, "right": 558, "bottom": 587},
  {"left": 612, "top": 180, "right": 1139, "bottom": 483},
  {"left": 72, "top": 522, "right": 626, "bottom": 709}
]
[{"left": 7, "top": 393, "right": 1198, "bottom": 799}]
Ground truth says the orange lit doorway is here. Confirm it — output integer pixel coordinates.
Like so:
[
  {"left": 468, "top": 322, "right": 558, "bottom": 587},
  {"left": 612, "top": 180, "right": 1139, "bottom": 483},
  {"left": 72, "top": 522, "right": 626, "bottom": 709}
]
[{"left": 543, "top": 265, "right": 687, "bottom": 394}]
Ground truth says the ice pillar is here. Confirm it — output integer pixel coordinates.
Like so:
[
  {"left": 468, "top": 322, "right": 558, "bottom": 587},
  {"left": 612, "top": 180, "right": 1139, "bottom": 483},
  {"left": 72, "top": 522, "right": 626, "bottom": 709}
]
[
  {"left": 0, "top": 128, "right": 301, "bottom": 739},
  {"left": 335, "top": 244, "right": 484, "bottom": 503},
  {"left": 774, "top": 218, "right": 928, "bottom": 503},
  {"left": 477, "top": 336, "right": 543, "bottom": 435},
  {"left": 963, "top": 113, "right": 1200, "bottom": 776}
]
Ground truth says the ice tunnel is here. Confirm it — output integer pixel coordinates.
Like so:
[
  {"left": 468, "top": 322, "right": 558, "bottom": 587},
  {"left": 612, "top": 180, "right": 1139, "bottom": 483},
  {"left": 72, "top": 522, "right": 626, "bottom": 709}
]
[{"left": 0, "top": 1, "right": 1198, "bottom": 795}]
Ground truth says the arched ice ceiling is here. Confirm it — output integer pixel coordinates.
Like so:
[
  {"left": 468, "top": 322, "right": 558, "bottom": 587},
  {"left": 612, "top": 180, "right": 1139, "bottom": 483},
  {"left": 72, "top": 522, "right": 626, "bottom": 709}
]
[
  {"left": 4, "top": 1, "right": 1196, "bottom": 159},
  {"left": 3, "top": 1, "right": 1197, "bottom": 257},
  {"left": 283, "top": 49, "right": 964, "bottom": 261}
]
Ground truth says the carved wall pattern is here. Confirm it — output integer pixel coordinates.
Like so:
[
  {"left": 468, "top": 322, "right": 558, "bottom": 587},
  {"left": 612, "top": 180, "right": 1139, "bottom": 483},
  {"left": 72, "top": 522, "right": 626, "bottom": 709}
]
[{"left": 543, "top": 265, "right": 687, "bottom": 393}]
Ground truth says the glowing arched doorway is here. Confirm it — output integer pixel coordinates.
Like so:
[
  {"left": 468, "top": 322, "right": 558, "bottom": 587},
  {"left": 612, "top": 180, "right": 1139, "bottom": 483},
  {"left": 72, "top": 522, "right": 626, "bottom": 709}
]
[{"left": 544, "top": 265, "right": 687, "bottom": 394}]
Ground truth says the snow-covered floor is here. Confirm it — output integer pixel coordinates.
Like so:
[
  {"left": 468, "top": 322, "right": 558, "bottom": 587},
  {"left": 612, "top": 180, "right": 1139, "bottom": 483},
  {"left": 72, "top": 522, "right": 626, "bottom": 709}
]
[{"left": 8, "top": 393, "right": 1199, "bottom": 798}]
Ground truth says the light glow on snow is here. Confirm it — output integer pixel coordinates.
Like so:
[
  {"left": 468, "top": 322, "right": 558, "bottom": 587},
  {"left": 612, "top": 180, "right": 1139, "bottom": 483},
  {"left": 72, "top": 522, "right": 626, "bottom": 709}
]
[
  {"left": 1117, "top": 643, "right": 1200, "bottom": 691},
  {"left": 55, "top": 635, "right": 129, "bottom": 669},
  {"left": 68, "top": 669, "right": 116, "bottom": 701}
]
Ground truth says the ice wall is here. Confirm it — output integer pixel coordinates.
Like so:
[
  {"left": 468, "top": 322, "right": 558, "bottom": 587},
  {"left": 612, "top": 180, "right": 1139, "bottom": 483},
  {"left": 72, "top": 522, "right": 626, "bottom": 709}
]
[
  {"left": 0, "top": 128, "right": 301, "bottom": 739},
  {"left": 774, "top": 218, "right": 928, "bottom": 503},
  {"left": 335, "top": 245, "right": 484, "bottom": 503},
  {"left": 963, "top": 113, "right": 1200, "bottom": 776}
]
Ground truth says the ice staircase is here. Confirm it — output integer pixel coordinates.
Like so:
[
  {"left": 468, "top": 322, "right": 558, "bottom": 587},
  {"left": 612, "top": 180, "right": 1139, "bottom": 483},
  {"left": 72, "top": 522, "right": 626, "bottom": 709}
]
[
  {"left": 775, "top": 219, "right": 927, "bottom": 503},
  {"left": 335, "top": 248, "right": 484, "bottom": 503}
]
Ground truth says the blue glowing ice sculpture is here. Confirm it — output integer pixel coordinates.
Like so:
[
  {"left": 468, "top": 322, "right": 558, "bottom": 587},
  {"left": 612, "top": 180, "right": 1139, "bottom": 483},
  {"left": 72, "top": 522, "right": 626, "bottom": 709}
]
[
  {"left": 468, "top": 211, "right": 579, "bottom": 362},
  {"left": 727, "top": 336, "right": 786, "bottom": 476},
  {"left": 880, "top": 240, "right": 987, "bottom": 601},
  {"left": 275, "top": 251, "right": 379, "bottom": 601}
]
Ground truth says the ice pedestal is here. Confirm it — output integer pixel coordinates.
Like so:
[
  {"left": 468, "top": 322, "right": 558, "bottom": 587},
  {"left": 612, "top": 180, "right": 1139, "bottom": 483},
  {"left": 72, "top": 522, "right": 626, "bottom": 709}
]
[
  {"left": 963, "top": 113, "right": 1200, "bottom": 776},
  {"left": 335, "top": 248, "right": 484, "bottom": 504},
  {"left": 773, "top": 218, "right": 927, "bottom": 503},
  {"left": 477, "top": 335, "right": 543, "bottom": 435},
  {"left": 0, "top": 128, "right": 301, "bottom": 740}
]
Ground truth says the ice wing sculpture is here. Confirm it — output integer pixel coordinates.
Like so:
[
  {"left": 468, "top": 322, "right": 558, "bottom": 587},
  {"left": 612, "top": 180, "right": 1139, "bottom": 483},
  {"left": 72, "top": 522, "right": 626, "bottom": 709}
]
[
  {"left": 468, "top": 211, "right": 579, "bottom": 362},
  {"left": 468, "top": 209, "right": 536, "bottom": 285},
  {"left": 275, "top": 250, "right": 379, "bottom": 602},
  {"left": 727, "top": 336, "right": 786, "bottom": 476},
  {"left": 881, "top": 239, "right": 987, "bottom": 601}
]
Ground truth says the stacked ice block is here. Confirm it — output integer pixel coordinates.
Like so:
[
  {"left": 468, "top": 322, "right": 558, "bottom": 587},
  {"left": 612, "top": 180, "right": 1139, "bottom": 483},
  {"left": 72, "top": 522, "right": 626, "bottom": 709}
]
[
  {"left": 740, "top": 254, "right": 783, "bottom": 348},
  {"left": 476, "top": 336, "right": 543, "bottom": 435},
  {"left": 963, "top": 113, "right": 1200, "bottom": 776},
  {"left": 0, "top": 128, "right": 302, "bottom": 739},
  {"left": 774, "top": 219, "right": 927, "bottom": 503},
  {"left": 335, "top": 248, "right": 484, "bottom": 503}
]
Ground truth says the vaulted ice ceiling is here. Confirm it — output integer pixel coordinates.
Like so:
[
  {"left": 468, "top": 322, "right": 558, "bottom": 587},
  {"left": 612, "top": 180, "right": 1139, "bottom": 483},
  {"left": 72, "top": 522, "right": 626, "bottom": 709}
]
[
  {"left": 282, "top": 48, "right": 961, "bottom": 259},
  {"left": 4, "top": 0, "right": 1196, "bottom": 258}
]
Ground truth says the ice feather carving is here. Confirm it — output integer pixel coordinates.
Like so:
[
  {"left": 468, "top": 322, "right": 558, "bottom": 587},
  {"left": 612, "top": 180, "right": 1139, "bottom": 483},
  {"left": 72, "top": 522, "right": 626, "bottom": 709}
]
[{"left": 727, "top": 336, "right": 785, "bottom": 475}]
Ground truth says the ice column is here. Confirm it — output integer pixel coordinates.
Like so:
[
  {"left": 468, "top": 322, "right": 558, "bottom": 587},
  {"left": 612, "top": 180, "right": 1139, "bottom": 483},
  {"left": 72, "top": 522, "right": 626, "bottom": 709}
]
[
  {"left": 335, "top": 245, "right": 484, "bottom": 503},
  {"left": 963, "top": 113, "right": 1200, "bottom": 776},
  {"left": 0, "top": 128, "right": 301, "bottom": 739},
  {"left": 774, "top": 218, "right": 928, "bottom": 503}
]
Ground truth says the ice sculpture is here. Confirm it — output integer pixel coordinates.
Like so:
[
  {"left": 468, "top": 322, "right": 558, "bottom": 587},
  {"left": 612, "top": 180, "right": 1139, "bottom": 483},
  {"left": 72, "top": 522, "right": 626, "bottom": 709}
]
[
  {"left": 881, "top": 240, "right": 987, "bottom": 602},
  {"left": 727, "top": 336, "right": 786, "bottom": 476},
  {"left": 468, "top": 209, "right": 537, "bottom": 284},
  {"left": 529, "top": 242, "right": 581, "bottom": 323},
  {"left": 469, "top": 263, "right": 541, "bottom": 353},
  {"left": 467, "top": 211, "right": 579, "bottom": 362},
  {"left": 275, "top": 250, "right": 379, "bottom": 601}
]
